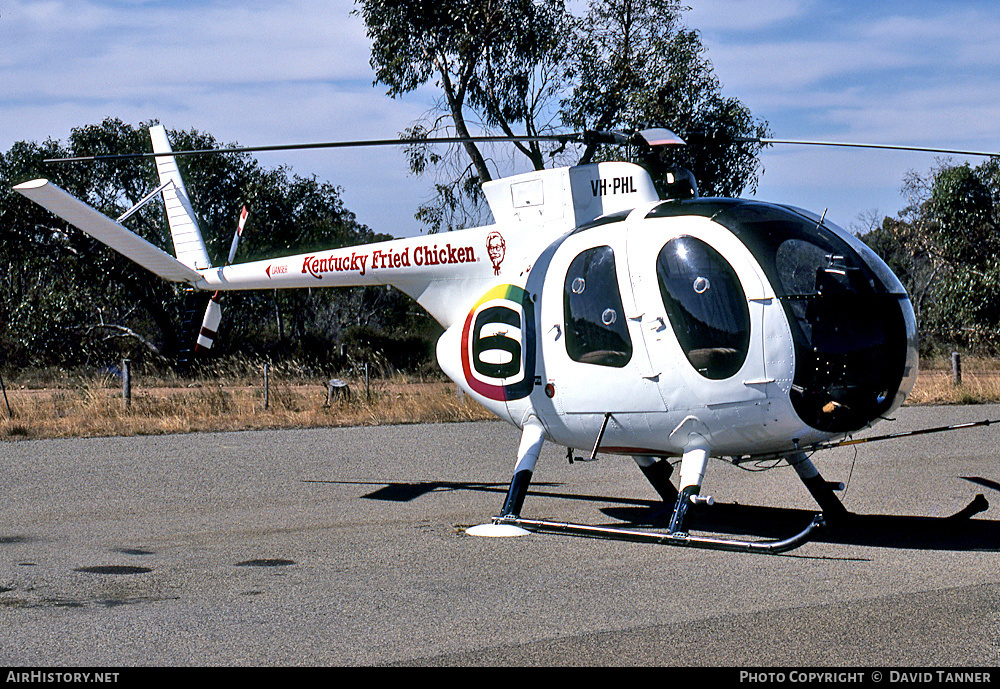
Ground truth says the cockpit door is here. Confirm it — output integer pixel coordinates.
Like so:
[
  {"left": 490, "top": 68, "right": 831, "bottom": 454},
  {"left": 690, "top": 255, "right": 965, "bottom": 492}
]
[
  {"left": 625, "top": 216, "right": 774, "bottom": 411},
  {"left": 539, "top": 230, "right": 666, "bottom": 414}
]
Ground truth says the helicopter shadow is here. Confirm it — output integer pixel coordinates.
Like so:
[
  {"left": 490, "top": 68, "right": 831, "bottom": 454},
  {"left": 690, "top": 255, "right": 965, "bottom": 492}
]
[
  {"left": 313, "top": 478, "right": 999, "bottom": 552},
  {"left": 603, "top": 488, "right": 999, "bottom": 553}
]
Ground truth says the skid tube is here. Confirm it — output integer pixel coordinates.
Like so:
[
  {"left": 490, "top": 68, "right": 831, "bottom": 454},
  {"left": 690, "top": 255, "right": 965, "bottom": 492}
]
[{"left": 493, "top": 514, "right": 825, "bottom": 554}]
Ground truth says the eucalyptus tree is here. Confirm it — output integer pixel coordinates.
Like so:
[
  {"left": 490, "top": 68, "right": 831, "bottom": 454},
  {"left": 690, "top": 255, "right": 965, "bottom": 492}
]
[{"left": 357, "top": 0, "right": 769, "bottom": 230}]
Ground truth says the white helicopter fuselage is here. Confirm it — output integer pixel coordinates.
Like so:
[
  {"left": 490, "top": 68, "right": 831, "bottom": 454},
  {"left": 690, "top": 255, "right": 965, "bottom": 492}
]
[
  {"left": 15, "top": 153, "right": 918, "bottom": 465},
  {"left": 13, "top": 126, "right": 926, "bottom": 545},
  {"left": 187, "top": 160, "right": 918, "bottom": 461}
]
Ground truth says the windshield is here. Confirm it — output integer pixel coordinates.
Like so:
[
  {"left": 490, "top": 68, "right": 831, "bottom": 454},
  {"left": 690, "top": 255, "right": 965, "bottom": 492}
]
[{"left": 706, "top": 202, "right": 914, "bottom": 433}]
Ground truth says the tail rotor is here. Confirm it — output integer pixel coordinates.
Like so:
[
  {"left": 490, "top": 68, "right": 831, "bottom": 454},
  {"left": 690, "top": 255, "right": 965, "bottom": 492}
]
[{"left": 193, "top": 205, "right": 248, "bottom": 353}]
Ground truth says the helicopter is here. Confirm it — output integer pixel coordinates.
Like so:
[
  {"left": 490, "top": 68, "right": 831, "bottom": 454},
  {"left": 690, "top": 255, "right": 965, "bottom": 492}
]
[{"left": 14, "top": 125, "right": 1000, "bottom": 553}]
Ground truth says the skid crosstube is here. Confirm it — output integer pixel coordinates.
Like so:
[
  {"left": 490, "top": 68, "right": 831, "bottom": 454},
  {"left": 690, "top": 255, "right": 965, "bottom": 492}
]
[{"left": 492, "top": 514, "right": 825, "bottom": 555}]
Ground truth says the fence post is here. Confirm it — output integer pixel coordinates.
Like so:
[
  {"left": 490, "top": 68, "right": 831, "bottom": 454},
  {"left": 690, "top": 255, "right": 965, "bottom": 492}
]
[
  {"left": 0, "top": 368, "right": 11, "bottom": 418},
  {"left": 122, "top": 359, "right": 131, "bottom": 409},
  {"left": 263, "top": 363, "right": 270, "bottom": 410},
  {"left": 952, "top": 352, "right": 962, "bottom": 386}
]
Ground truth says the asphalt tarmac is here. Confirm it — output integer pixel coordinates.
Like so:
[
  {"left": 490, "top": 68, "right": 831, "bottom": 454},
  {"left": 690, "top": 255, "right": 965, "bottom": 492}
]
[{"left": 1, "top": 405, "right": 999, "bottom": 667}]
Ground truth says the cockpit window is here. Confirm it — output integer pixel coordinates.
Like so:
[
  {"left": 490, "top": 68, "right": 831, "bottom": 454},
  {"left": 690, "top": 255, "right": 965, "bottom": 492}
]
[
  {"left": 564, "top": 245, "right": 632, "bottom": 367},
  {"left": 656, "top": 237, "right": 750, "bottom": 379},
  {"left": 776, "top": 239, "right": 842, "bottom": 296}
]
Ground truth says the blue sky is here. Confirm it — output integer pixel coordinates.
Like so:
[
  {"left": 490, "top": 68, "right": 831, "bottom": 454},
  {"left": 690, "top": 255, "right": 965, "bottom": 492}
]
[{"left": 2, "top": 0, "right": 998, "bottom": 237}]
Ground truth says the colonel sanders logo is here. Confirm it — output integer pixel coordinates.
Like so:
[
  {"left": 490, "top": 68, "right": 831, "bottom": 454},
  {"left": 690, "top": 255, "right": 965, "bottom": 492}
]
[{"left": 486, "top": 231, "right": 506, "bottom": 275}]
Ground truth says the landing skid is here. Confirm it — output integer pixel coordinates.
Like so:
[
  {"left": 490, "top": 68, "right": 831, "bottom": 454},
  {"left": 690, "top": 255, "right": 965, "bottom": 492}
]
[{"left": 484, "top": 513, "right": 825, "bottom": 554}]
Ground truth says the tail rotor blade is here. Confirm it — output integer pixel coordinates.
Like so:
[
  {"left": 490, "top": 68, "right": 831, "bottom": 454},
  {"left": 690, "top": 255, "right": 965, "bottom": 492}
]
[
  {"left": 227, "top": 205, "right": 248, "bottom": 266},
  {"left": 194, "top": 207, "right": 246, "bottom": 354},
  {"left": 195, "top": 293, "right": 223, "bottom": 352}
]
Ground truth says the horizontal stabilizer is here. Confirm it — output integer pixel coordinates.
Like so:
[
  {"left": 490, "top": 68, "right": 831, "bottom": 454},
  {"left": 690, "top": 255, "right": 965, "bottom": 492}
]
[{"left": 13, "top": 178, "right": 203, "bottom": 284}]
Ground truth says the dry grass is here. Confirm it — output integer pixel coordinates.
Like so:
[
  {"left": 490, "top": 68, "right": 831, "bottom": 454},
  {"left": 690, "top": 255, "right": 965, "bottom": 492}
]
[
  {"left": 907, "top": 369, "right": 1000, "bottom": 405},
  {"left": 2, "top": 357, "right": 999, "bottom": 441},
  {"left": 0, "top": 374, "right": 493, "bottom": 441}
]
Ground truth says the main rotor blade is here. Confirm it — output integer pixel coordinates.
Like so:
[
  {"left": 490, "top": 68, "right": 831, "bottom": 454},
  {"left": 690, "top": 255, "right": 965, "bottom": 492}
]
[
  {"left": 43, "top": 134, "right": 578, "bottom": 164},
  {"left": 739, "top": 137, "right": 1000, "bottom": 158}
]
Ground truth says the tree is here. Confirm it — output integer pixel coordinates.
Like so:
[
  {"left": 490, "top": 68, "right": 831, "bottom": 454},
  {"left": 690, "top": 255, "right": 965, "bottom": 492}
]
[
  {"left": 0, "top": 119, "right": 427, "bottom": 371},
  {"left": 0, "top": 122, "right": 177, "bottom": 367},
  {"left": 861, "top": 159, "right": 1000, "bottom": 354},
  {"left": 358, "top": 0, "right": 571, "bottom": 231},
  {"left": 561, "top": 0, "right": 769, "bottom": 198},
  {"left": 358, "top": 0, "right": 770, "bottom": 231}
]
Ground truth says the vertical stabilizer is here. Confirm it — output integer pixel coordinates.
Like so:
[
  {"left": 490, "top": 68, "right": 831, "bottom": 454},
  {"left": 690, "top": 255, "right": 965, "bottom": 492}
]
[{"left": 149, "top": 125, "right": 213, "bottom": 270}]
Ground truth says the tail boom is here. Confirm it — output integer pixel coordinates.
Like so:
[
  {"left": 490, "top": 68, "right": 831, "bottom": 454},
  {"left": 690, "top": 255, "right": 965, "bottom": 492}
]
[
  {"left": 197, "top": 231, "right": 501, "bottom": 328},
  {"left": 15, "top": 178, "right": 535, "bottom": 329}
]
